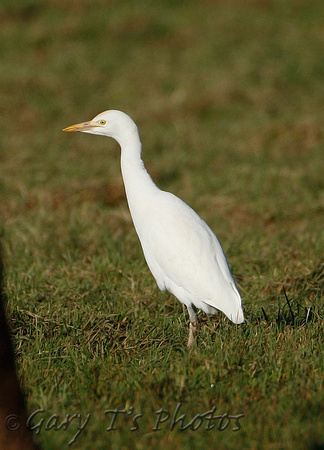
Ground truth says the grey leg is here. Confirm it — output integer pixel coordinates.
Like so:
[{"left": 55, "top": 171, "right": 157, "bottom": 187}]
[{"left": 187, "top": 305, "right": 198, "bottom": 347}]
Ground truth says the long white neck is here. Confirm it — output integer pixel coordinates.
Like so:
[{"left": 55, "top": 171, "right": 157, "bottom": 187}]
[{"left": 118, "top": 127, "right": 159, "bottom": 232}]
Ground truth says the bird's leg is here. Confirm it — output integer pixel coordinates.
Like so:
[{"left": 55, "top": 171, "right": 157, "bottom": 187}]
[{"left": 187, "top": 305, "right": 198, "bottom": 347}]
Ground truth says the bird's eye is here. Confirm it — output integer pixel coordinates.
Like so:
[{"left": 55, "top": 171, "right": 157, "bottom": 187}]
[{"left": 99, "top": 120, "right": 106, "bottom": 125}]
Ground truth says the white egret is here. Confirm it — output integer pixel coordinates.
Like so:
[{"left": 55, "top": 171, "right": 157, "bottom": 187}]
[{"left": 63, "top": 110, "right": 244, "bottom": 346}]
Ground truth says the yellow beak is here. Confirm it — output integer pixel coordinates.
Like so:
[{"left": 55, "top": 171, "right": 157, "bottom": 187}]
[{"left": 62, "top": 121, "right": 97, "bottom": 132}]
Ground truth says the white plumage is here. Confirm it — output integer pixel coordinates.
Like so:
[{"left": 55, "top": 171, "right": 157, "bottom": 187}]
[{"left": 63, "top": 110, "right": 244, "bottom": 345}]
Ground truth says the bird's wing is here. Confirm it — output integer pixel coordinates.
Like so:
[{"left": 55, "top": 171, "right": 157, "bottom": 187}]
[{"left": 138, "top": 192, "right": 241, "bottom": 316}]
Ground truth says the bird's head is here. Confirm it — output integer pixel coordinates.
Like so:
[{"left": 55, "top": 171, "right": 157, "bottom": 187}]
[{"left": 63, "top": 110, "right": 138, "bottom": 145}]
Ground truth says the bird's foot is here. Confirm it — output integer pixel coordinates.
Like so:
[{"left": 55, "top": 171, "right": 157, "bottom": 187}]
[{"left": 187, "top": 319, "right": 198, "bottom": 347}]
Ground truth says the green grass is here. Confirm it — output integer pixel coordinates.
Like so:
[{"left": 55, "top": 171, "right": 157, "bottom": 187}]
[{"left": 1, "top": 0, "right": 323, "bottom": 448}]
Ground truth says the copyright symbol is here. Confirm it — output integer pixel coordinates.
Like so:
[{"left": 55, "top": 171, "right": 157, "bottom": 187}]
[{"left": 5, "top": 414, "right": 20, "bottom": 431}]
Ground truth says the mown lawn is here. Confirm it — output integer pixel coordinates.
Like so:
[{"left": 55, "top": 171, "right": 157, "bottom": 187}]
[{"left": 0, "top": 1, "right": 323, "bottom": 448}]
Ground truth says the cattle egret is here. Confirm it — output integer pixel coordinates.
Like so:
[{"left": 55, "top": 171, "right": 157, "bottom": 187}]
[{"left": 63, "top": 110, "right": 244, "bottom": 346}]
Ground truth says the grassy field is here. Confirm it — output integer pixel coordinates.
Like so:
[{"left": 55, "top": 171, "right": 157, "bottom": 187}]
[{"left": 0, "top": 0, "right": 323, "bottom": 448}]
